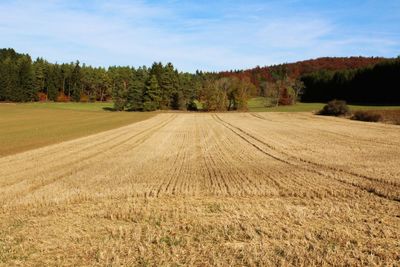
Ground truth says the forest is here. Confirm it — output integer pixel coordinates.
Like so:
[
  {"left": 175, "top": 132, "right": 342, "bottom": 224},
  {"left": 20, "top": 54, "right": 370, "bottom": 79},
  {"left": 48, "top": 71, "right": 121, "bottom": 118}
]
[
  {"left": 219, "top": 57, "right": 387, "bottom": 92},
  {"left": 301, "top": 59, "right": 400, "bottom": 104},
  {"left": 0, "top": 48, "right": 256, "bottom": 111},
  {"left": 0, "top": 48, "right": 398, "bottom": 110}
]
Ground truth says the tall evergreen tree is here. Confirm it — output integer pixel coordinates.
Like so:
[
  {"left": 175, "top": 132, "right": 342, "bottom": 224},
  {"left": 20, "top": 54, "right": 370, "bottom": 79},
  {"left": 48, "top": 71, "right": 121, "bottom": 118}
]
[
  {"left": 0, "top": 49, "right": 21, "bottom": 101},
  {"left": 70, "top": 61, "right": 82, "bottom": 102},
  {"left": 45, "top": 65, "right": 59, "bottom": 101},
  {"left": 126, "top": 68, "right": 147, "bottom": 111},
  {"left": 33, "top": 58, "right": 46, "bottom": 99},
  {"left": 0, "top": 57, "right": 18, "bottom": 101},
  {"left": 159, "top": 63, "right": 178, "bottom": 109},
  {"left": 143, "top": 74, "right": 161, "bottom": 111},
  {"left": 110, "top": 66, "right": 132, "bottom": 111},
  {"left": 17, "top": 56, "right": 36, "bottom": 101}
]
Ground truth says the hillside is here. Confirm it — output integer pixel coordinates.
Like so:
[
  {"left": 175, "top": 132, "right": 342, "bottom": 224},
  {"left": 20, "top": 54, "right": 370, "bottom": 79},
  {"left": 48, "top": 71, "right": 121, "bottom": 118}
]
[{"left": 219, "top": 57, "right": 388, "bottom": 88}]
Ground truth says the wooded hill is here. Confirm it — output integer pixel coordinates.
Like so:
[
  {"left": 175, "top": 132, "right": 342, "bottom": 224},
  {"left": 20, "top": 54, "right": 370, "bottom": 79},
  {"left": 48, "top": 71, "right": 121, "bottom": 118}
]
[
  {"left": 300, "top": 59, "right": 400, "bottom": 104},
  {"left": 219, "top": 57, "right": 387, "bottom": 95},
  {"left": 219, "top": 56, "right": 399, "bottom": 105}
]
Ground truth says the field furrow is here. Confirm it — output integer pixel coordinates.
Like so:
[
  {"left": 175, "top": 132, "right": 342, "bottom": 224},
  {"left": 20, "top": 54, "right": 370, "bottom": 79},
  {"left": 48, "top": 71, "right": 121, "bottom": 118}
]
[
  {"left": 218, "top": 113, "right": 400, "bottom": 201},
  {"left": 0, "top": 112, "right": 399, "bottom": 266}
]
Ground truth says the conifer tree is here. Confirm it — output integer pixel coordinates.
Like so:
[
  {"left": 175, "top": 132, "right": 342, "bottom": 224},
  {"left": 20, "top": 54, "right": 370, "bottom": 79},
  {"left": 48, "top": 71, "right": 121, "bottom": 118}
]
[
  {"left": 112, "top": 80, "right": 127, "bottom": 111},
  {"left": 33, "top": 58, "right": 46, "bottom": 96},
  {"left": 143, "top": 74, "right": 161, "bottom": 111},
  {"left": 17, "top": 56, "right": 36, "bottom": 101},
  {"left": 126, "top": 69, "right": 146, "bottom": 111},
  {"left": 70, "top": 61, "right": 82, "bottom": 102}
]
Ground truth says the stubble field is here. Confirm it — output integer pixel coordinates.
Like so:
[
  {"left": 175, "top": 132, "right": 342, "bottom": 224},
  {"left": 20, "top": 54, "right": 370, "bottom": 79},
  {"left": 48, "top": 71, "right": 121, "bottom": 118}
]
[{"left": 0, "top": 112, "right": 399, "bottom": 266}]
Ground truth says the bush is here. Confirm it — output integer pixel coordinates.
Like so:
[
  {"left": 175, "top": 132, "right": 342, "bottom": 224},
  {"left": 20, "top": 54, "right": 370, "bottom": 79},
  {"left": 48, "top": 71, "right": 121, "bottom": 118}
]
[
  {"left": 186, "top": 100, "right": 198, "bottom": 111},
  {"left": 37, "top": 92, "right": 48, "bottom": 102},
  {"left": 56, "top": 92, "right": 70, "bottom": 102},
  {"left": 278, "top": 88, "right": 294, "bottom": 105},
  {"left": 89, "top": 94, "right": 97, "bottom": 103},
  {"left": 351, "top": 111, "right": 382, "bottom": 122},
  {"left": 114, "top": 97, "right": 126, "bottom": 111},
  {"left": 143, "top": 101, "right": 157, "bottom": 111},
  {"left": 318, "top": 100, "right": 350, "bottom": 116},
  {"left": 79, "top": 94, "right": 89, "bottom": 103}
]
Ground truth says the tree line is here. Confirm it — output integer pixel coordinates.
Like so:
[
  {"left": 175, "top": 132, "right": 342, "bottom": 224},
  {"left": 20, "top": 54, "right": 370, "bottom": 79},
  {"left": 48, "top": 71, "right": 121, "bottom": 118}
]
[
  {"left": 0, "top": 48, "right": 110, "bottom": 103},
  {"left": 0, "top": 48, "right": 257, "bottom": 111},
  {"left": 108, "top": 63, "right": 256, "bottom": 111},
  {"left": 1, "top": 48, "right": 398, "bottom": 108},
  {"left": 301, "top": 58, "right": 400, "bottom": 104}
]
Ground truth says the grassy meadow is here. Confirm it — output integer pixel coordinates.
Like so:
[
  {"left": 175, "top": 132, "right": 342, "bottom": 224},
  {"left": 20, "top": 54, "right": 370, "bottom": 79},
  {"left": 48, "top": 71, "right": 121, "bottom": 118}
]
[
  {"left": 0, "top": 102, "right": 154, "bottom": 156},
  {"left": 248, "top": 97, "right": 400, "bottom": 112},
  {"left": 23, "top": 101, "right": 115, "bottom": 111}
]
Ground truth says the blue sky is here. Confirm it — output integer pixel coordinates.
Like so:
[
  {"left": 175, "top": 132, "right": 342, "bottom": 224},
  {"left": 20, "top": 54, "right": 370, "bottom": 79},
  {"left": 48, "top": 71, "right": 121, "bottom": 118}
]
[{"left": 0, "top": 0, "right": 399, "bottom": 72}]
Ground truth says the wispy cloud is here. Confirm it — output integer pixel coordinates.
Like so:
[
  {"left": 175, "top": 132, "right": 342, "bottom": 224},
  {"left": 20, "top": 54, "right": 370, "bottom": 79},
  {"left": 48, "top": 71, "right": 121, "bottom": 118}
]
[{"left": 0, "top": 0, "right": 399, "bottom": 72}]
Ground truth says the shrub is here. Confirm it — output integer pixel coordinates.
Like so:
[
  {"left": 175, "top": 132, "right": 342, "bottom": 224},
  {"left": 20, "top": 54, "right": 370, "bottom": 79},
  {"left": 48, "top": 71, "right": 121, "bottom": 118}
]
[
  {"left": 113, "top": 99, "right": 126, "bottom": 111},
  {"left": 79, "top": 94, "right": 89, "bottom": 103},
  {"left": 89, "top": 94, "right": 97, "bottom": 103},
  {"left": 378, "top": 110, "right": 400, "bottom": 125},
  {"left": 143, "top": 101, "right": 157, "bottom": 111},
  {"left": 318, "top": 100, "right": 350, "bottom": 116},
  {"left": 278, "top": 88, "right": 294, "bottom": 105},
  {"left": 56, "top": 92, "right": 70, "bottom": 102},
  {"left": 351, "top": 111, "right": 382, "bottom": 122},
  {"left": 37, "top": 92, "right": 48, "bottom": 102},
  {"left": 186, "top": 100, "right": 198, "bottom": 111}
]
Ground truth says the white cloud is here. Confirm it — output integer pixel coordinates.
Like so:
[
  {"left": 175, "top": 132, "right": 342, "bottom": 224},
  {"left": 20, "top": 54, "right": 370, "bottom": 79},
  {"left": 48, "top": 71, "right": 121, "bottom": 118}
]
[{"left": 0, "top": 0, "right": 398, "bottom": 72}]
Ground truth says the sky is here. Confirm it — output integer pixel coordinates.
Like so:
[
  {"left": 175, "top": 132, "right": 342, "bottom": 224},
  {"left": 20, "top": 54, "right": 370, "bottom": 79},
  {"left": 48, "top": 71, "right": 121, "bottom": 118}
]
[{"left": 0, "top": 0, "right": 399, "bottom": 72}]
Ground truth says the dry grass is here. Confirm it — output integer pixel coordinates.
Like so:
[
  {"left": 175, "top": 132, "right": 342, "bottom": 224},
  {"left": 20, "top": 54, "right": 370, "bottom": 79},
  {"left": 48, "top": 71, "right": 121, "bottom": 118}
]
[
  {"left": 0, "top": 113, "right": 399, "bottom": 266},
  {"left": 353, "top": 109, "right": 400, "bottom": 125},
  {"left": 0, "top": 103, "right": 154, "bottom": 156}
]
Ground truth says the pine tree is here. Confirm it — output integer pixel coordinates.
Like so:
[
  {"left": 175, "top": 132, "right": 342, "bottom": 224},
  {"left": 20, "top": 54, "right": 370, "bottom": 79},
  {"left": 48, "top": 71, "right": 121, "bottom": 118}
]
[
  {"left": 143, "top": 74, "right": 161, "bottom": 111},
  {"left": 149, "top": 62, "right": 163, "bottom": 81},
  {"left": 70, "top": 61, "right": 82, "bottom": 102},
  {"left": 112, "top": 80, "right": 127, "bottom": 111},
  {"left": 0, "top": 49, "right": 18, "bottom": 101},
  {"left": 110, "top": 67, "right": 132, "bottom": 111},
  {"left": 0, "top": 60, "right": 8, "bottom": 101},
  {"left": 33, "top": 58, "right": 46, "bottom": 96},
  {"left": 61, "top": 63, "right": 73, "bottom": 97},
  {"left": 17, "top": 56, "right": 36, "bottom": 101},
  {"left": 170, "top": 91, "right": 184, "bottom": 110},
  {"left": 159, "top": 63, "right": 178, "bottom": 109},
  {"left": 44, "top": 65, "right": 59, "bottom": 101},
  {"left": 1, "top": 57, "right": 18, "bottom": 101},
  {"left": 126, "top": 69, "right": 146, "bottom": 111}
]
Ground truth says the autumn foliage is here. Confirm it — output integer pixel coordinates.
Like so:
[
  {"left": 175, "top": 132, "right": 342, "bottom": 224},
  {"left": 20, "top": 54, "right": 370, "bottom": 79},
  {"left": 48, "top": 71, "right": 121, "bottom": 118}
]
[
  {"left": 56, "top": 92, "right": 70, "bottom": 102},
  {"left": 0, "top": 48, "right": 393, "bottom": 106},
  {"left": 37, "top": 92, "right": 48, "bottom": 102},
  {"left": 278, "top": 88, "right": 293, "bottom": 105},
  {"left": 219, "top": 57, "right": 386, "bottom": 89}
]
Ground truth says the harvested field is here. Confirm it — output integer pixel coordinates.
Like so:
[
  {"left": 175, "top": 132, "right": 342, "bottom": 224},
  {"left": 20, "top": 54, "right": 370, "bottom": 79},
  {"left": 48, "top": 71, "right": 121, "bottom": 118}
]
[{"left": 0, "top": 113, "right": 399, "bottom": 266}]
